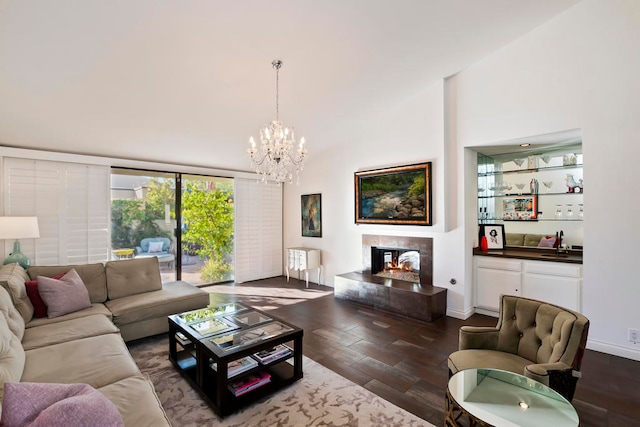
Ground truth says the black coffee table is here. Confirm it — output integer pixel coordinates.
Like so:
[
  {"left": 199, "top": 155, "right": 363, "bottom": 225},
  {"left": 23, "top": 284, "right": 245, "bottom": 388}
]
[{"left": 168, "top": 302, "right": 303, "bottom": 417}]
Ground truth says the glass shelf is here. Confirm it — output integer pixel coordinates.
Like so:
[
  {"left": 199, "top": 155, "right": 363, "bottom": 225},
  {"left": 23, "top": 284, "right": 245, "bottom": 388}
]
[
  {"left": 478, "top": 192, "right": 584, "bottom": 199},
  {"left": 478, "top": 163, "right": 582, "bottom": 178}
]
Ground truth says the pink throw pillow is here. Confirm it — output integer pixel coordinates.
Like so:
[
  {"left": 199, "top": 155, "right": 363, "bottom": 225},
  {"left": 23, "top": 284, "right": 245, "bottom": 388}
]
[
  {"left": 37, "top": 269, "right": 91, "bottom": 318},
  {"left": 25, "top": 273, "right": 66, "bottom": 318},
  {"left": 0, "top": 382, "right": 124, "bottom": 427},
  {"left": 537, "top": 236, "right": 557, "bottom": 248}
]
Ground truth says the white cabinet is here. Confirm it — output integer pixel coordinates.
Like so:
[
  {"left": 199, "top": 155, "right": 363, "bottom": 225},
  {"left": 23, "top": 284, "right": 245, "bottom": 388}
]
[
  {"left": 474, "top": 257, "right": 521, "bottom": 312},
  {"left": 474, "top": 256, "right": 582, "bottom": 316},
  {"left": 286, "top": 247, "right": 321, "bottom": 287},
  {"left": 522, "top": 261, "right": 582, "bottom": 312}
]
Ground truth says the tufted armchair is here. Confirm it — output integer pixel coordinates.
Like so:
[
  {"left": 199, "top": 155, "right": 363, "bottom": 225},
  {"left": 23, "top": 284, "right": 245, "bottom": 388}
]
[{"left": 447, "top": 295, "right": 589, "bottom": 401}]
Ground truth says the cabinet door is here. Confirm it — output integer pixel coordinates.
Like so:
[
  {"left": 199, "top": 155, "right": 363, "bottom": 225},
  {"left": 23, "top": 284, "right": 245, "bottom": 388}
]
[
  {"left": 522, "top": 261, "right": 581, "bottom": 311},
  {"left": 475, "top": 258, "right": 521, "bottom": 312}
]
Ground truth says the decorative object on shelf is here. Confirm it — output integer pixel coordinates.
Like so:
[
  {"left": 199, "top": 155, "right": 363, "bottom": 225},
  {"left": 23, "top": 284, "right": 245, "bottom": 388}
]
[
  {"left": 565, "top": 174, "right": 579, "bottom": 193},
  {"left": 543, "top": 181, "right": 554, "bottom": 192},
  {"left": 247, "top": 60, "right": 308, "bottom": 184},
  {"left": 513, "top": 158, "right": 525, "bottom": 169},
  {"left": 566, "top": 204, "right": 574, "bottom": 219},
  {"left": 527, "top": 155, "right": 538, "bottom": 169},
  {"left": 355, "top": 162, "right": 432, "bottom": 226},
  {"left": 540, "top": 155, "right": 553, "bottom": 165},
  {"left": 562, "top": 153, "right": 577, "bottom": 166},
  {"left": 529, "top": 178, "right": 538, "bottom": 194},
  {"left": 555, "top": 205, "right": 563, "bottom": 219},
  {"left": 301, "top": 194, "right": 322, "bottom": 237},
  {"left": 479, "top": 224, "right": 505, "bottom": 250},
  {"left": 0, "top": 216, "right": 40, "bottom": 269},
  {"left": 578, "top": 204, "right": 584, "bottom": 219},
  {"left": 515, "top": 183, "right": 525, "bottom": 195},
  {"left": 480, "top": 235, "right": 489, "bottom": 252}
]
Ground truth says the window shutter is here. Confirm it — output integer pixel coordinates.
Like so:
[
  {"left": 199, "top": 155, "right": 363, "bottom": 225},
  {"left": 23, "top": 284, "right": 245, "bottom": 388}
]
[
  {"left": 234, "top": 178, "right": 282, "bottom": 283},
  {"left": 3, "top": 157, "right": 110, "bottom": 265}
]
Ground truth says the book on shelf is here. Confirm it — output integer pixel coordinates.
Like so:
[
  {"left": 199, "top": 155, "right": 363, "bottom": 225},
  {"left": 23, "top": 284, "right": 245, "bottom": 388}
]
[
  {"left": 252, "top": 344, "right": 292, "bottom": 365},
  {"left": 175, "top": 331, "right": 191, "bottom": 346},
  {"left": 211, "top": 356, "right": 258, "bottom": 378},
  {"left": 228, "top": 371, "right": 271, "bottom": 397}
]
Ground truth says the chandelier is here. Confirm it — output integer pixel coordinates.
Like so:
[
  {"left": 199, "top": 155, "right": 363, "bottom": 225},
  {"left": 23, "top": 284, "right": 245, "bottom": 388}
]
[{"left": 247, "top": 60, "right": 307, "bottom": 184}]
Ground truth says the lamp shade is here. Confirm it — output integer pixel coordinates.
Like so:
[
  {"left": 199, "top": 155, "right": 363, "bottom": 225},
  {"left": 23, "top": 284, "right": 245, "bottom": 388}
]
[{"left": 0, "top": 217, "right": 40, "bottom": 239}]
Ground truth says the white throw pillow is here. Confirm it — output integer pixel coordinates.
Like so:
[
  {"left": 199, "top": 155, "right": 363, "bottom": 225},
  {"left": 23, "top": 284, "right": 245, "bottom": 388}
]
[{"left": 148, "top": 241, "right": 164, "bottom": 253}]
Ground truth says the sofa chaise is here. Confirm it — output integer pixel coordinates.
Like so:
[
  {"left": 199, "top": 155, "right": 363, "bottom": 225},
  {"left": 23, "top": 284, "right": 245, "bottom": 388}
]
[{"left": 0, "top": 256, "right": 210, "bottom": 425}]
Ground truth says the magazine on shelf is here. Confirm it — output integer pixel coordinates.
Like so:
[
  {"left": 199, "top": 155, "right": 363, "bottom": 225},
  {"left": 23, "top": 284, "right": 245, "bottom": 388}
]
[
  {"left": 211, "top": 356, "right": 258, "bottom": 378},
  {"left": 252, "top": 344, "right": 292, "bottom": 365},
  {"left": 228, "top": 371, "right": 271, "bottom": 397},
  {"left": 175, "top": 331, "right": 191, "bottom": 346}
]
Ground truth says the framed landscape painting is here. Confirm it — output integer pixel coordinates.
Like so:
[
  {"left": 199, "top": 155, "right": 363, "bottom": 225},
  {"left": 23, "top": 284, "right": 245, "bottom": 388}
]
[
  {"left": 355, "top": 162, "right": 432, "bottom": 226},
  {"left": 301, "top": 194, "right": 322, "bottom": 237}
]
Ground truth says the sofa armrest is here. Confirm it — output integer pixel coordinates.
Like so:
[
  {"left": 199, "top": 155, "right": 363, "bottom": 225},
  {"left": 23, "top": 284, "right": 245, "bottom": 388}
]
[
  {"left": 524, "top": 362, "right": 579, "bottom": 401},
  {"left": 135, "top": 246, "right": 143, "bottom": 255},
  {"left": 459, "top": 326, "right": 500, "bottom": 350}
]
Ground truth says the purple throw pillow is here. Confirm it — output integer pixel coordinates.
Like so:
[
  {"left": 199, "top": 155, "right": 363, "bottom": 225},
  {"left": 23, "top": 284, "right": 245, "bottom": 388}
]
[
  {"left": 537, "top": 236, "right": 557, "bottom": 248},
  {"left": 37, "top": 269, "right": 92, "bottom": 318},
  {"left": 0, "top": 382, "right": 124, "bottom": 427}
]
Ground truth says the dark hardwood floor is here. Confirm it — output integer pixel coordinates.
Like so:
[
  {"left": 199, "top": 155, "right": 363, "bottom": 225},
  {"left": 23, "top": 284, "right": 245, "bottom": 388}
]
[{"left": 205, "top": 276, "right": 640, "bottom": 426}]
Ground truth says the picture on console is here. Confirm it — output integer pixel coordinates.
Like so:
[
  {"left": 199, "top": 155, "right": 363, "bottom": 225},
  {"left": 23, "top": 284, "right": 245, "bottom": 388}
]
[{"left": 355, "top": 162, "right": 432, "bottom": 226}]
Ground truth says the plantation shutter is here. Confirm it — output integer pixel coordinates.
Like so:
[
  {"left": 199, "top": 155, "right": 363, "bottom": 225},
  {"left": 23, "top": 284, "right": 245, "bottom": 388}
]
[
  {"left": 3, "top": 157, "right": 110, "bottom": 265},
  {"left": 234, "top": 178, "right": 282, "bottom": 283}
]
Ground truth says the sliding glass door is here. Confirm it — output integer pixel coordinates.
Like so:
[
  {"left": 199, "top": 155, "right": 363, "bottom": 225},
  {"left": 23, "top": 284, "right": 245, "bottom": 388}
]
[{"left": 110, "top": 169, "right": 234, "bottom": 285}]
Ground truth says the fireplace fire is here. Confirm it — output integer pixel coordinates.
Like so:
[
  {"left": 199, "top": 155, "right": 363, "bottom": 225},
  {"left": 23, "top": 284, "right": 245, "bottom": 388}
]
[{"left": 371, "top": 246, "right": 420, "bottom": 283}]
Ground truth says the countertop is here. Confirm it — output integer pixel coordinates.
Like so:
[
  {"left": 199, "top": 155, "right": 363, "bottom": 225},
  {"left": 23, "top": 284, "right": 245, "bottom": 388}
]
[{"left": 473, "top": 247, "right": 583, "bottom": 264}]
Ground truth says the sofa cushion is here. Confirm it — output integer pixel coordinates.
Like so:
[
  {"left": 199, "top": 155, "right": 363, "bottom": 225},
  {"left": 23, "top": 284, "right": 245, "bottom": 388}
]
[
  {"left": 98, "top": 374, "right": 171, "bottom": 427},
  {"left": 105, "top": 281, "right": 208, "bottom": 327},
  {"left": 26, "top": 303, "right": 112, "bottom": 329},
  {"left": 38, "top": 269, "right": 92, "bottom": 318},
  {"left": 0, "top": 263, "right": 34, "bottom": 323},
  {"left": 105, "top": 257, "right": 162, "bottom": 300},
  {"left": 523, "top": 233, "right": 546, "bottom": 247},
  {"left": 22, "top": 334, "right": 140, "bottom": 388},
  {"left": 0, "top": 314, "right": 25, "bottom": 403},
  {"left": 21, "top": 314, "right": 119, "bottom": 351},
  {"left": 505, "top": 233, "right": 525, "bottom": 246},
  {"left": 0, "top": 382, "right": 124, "bottom": 427},
  {"left": 0, "top": 287, "right": 25, "bottom": 341},
  {"left": 28, "top": 263, "right": 108, "bottom": 303}
]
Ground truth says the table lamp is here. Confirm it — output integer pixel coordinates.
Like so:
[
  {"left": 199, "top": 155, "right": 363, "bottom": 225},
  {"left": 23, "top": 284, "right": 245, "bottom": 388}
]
[{"left": 0, "top": 216, "right": 40, "bottom": 269}]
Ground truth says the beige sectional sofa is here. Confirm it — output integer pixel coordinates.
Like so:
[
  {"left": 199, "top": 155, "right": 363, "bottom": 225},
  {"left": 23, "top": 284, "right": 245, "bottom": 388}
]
[{"left": 0, "top": 257, "right": 210, "bottom": 426}]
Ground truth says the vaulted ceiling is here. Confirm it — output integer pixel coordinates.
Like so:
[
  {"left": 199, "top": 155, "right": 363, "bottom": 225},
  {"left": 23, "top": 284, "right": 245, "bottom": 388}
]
[{"left": 0, "top": 0, "right": 580, "bottom": 171}]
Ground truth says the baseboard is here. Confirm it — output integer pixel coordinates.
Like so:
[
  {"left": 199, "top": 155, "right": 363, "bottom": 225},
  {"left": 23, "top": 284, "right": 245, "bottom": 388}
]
[
  {"left": 587, "top": 338, "right": 640, "bottom": 362},
  {"left": 446, "top": 306, "right": 476, "bottom": 320}
]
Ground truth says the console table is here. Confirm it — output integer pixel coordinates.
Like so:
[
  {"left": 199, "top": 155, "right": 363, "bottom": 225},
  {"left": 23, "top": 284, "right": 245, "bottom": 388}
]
[{"left": 286, "top": 247, "right": 321, "bottom": 287}]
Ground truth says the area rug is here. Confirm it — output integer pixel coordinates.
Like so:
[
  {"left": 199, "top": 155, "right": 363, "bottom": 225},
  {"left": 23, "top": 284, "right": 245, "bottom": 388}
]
[{"left": 128, "top": 335, "right": 435, "bottom": 427}]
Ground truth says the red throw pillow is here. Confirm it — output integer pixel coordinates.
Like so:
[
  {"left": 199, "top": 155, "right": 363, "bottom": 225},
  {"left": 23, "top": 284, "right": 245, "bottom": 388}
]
[{"left": 25, "top": 273, "right": 66, "bottom": 318}]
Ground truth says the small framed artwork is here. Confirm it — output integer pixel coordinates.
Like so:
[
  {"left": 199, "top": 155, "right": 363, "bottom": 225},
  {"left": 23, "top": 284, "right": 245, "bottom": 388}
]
[
  {"left": 301, "top": 194, "right": 322, "bottom": 237},
  {"left": 502, "top": 196, "right": 538, "bottom": 220},
  {"left": 480, "top": 224, "right": 506, "bottom": 250}
]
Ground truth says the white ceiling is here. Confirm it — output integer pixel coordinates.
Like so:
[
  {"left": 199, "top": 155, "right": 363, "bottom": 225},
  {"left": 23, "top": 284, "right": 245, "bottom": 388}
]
[{"left": 0, "top": 0, "right": 581, "bottom": 171}]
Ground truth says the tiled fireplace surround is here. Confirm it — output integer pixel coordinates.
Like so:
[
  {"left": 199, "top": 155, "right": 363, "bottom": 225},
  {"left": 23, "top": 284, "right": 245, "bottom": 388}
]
[{"left": 334, "top": 234, "right": 446, "bottom": 322}]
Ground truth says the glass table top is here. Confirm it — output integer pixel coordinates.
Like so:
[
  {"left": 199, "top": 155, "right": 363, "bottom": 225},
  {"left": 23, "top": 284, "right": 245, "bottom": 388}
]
[{"left": 448, "top": 368, "right": 578, "bottom": 427}]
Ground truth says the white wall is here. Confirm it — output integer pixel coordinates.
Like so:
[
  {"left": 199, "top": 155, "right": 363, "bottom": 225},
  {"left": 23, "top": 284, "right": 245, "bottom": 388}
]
[
  {"left": 283, "top": 80, "right": 469, "bottom": 314},
  {"left": 454, "top": 0, "right": 640, "bottom": 360},
  {"left": 283, "top": 0, "right": 640, "bottom": 362}
]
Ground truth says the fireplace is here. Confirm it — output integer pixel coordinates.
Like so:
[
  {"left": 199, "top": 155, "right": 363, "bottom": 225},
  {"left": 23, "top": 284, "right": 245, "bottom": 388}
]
[
  {"left": 371, "top": 246, "right": 420, "bottom": 283},
  {"left": 362, "top": 234, "right": 433, "bottom": 285}
]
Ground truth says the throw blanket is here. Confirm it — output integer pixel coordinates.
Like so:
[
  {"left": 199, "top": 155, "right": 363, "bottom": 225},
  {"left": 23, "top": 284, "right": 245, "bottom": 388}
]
[{"left": 0, "top": 382, "right": 124, "bottom": 427}]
